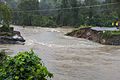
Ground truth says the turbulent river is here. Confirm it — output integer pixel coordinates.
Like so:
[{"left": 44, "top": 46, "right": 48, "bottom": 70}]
[{"left": 1, "top": 25, "right": 120, "bottom": 80}]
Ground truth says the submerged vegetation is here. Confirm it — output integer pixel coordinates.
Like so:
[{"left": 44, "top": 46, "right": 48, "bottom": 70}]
[{"left": 0, "top": 50, "right": 53, "bottom": 80}]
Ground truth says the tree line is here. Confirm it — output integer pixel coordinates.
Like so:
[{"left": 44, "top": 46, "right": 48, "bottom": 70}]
[{"left": 2, "top": 0, "right": 120, "bottom": 27}]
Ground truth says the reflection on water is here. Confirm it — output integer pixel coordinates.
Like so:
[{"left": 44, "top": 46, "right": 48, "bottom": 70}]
[{"left": 1, "top": 25, "right": 120, "bottom": 80}]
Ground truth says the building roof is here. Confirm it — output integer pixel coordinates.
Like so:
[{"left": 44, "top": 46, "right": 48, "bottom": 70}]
[{"left": 91, "top": 27, "right": 119, "bottom": 31}]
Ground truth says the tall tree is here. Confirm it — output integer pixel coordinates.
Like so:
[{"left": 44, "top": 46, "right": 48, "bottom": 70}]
[
  {"left": 84, "top": 0, "right": 100, "bottom": 25},
  {"left": 18, "top": 0, "right": 39, "bottom": 11},
  {"left": 114, "top": 0, "right": 120, "bottom": 17},
  {"left": 5, "top": 0, "right": 17, "bottom": 10},
  {"left": 57, "top": 0, "right": 74, "bottom": 26},
  {"left": 70, "top": 0, "right": 78, "bottom": 26},
  {"left": 0, "top": 1, "right": 12, "bottom": 26},
  {"left": 17, "top": 0, "right": 39, "bottom": 25}
]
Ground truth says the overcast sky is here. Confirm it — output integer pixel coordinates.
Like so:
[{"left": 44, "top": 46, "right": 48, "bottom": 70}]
[{"left": 38, "top": 0, "right": 41, "bottom": 2}]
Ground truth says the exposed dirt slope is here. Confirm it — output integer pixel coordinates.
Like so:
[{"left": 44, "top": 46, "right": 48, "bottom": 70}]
[{"left": 66, "top": 27, "right": 120, "bottom": 45}]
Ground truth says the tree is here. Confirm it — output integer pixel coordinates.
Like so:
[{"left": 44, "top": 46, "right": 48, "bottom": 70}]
[
  {"left": 5, "top": 0, "right": 17, "bottom": 10},
  {"left": 0, "top": 1, "right": 12, "bottom": 26},
  {"left": 39, "top": 0, "right": 59, "bottom": 15},
  {"left": 114, "top": 0, "right": 120, "bottom": 17},
  {"left": 18, "top": 0, "right": 39, "bottom": 11},
  {"left": 57, "top": 0, "right": 76, "bottom": 26},
  {"left": 70, "top": 0, "right": 79, "bottom": 26},
  {"left": 17, "top": 0, "right": 39, "bottom": 26},
  {"left": 84, "top": 0, "right": 100, "bottom": 25}
]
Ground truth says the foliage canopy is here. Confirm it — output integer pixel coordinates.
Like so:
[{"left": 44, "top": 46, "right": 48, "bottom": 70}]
[{"left": 4, "top": 0, "right": 120, "bottom": 27}]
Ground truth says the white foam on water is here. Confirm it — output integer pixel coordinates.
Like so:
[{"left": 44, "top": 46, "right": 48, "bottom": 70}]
[
  {"left": 40, "top": 28, "right": 61, "bottom": 32},
  {"left": 25, "top": 39, "right": 65, "bottom": 48},
  {"left": 25, "top": 36, "right": 104, "bottom": 49},
  {"left": 37, "top": 42, "right": 65, "bottom": 48},
  {"left": 25, "top": 39, "right": 36, "bottom": 45}
]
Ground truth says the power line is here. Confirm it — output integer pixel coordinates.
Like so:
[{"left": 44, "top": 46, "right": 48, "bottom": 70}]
[{"left": 11, "top": 2, "right": 120, "bottom": 12}]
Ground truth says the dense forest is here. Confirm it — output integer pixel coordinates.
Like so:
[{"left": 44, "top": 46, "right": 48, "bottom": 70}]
[{"left": 1, "top": 0, "right": 120, "bottom": 27}]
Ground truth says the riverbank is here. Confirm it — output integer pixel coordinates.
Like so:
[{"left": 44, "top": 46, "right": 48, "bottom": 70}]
[
  {"left": 0, "top": 25, "right": 25, "bottom": 44},
  {"left": 66, "top": 27, "right": 120, "bottom": 45}
]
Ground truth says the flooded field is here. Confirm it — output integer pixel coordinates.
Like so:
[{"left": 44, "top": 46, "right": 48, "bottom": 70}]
[{"left": 1, "top": 25, "right": 120, "bottom": 80}]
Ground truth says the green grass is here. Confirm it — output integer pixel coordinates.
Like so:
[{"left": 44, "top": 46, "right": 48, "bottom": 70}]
[
  {"left": 103, "top": 30, "right": 120, "bottom": 39},
  {"left": 65, "top": 29, "right": 77, "bottom": 36},
  {"left": 77, "top": 25, "right": 92, "bottom": 29},
  {"left": 0, "top": 32, "right": 13, "bottom": 36},
  {"left": 66, "top": 25, "right": 91, "bottom": 36},
  {"left": 0, "top": 24, "right": 14, "bottom": 36}
]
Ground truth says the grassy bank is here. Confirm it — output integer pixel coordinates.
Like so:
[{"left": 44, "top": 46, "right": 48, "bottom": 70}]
[
  {"left": 66, "top": 25, "right": 91, "bottom": 36},
  {"left": 103, "top": 31, "right": 120, "bottom": 39}
]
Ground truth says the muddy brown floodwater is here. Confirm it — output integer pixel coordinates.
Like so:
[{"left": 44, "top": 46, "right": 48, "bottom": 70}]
[{"left": 1, "top": 25, "right": 120, "bottom": 80}]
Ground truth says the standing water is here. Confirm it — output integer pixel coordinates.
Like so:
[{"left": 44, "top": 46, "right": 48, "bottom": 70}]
[{"left": 1, "top": 25, "right": 120, "bottom": 80}]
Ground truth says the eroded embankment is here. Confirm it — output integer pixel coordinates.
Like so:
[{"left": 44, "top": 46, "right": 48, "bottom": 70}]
[
  {"left": 0, "top": 31, "right": 25, "bottom": 44},
  {"left": 66, "top": 27, "right": 120, "bottom": 45},
  {"left": 0, "top": 25, "right": 25, "bottom": 44}
]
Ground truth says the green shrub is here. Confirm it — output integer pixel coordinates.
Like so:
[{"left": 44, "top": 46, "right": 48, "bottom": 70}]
[
  {"left": 0, "top": 24, "right": 13, "bottom": 33},
  {"left": 0, "top": 24, "right": 13, "bottom": 36},
  {"left": 77, "top": 25, "right": 91, "bottom": 29},
  {"left": 43, "top": 19, "right": 57, "bottom": 28},
  {"left": 0, "top": 50, "right": 8, "bottom": 66},
  {"left": 0, "top": 50, "right": 53, "bottom": 80},
  {"left": 65, "top": 29, "right": 77, "bottom": 36}
]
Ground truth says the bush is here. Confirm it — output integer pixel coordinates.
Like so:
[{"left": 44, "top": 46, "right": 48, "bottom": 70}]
[
  {"left": 0, "top": 24, "right": 14, "bottom": 36},
  {"left": 0, "top": 24, "right": 13, "bottom": 33},
  {"left": 43, "top": 19, "right": 57, "bottom": 28},
  {"left": 0, "top": 50, "right": 53, "bottom": 80},
  {"left": 0, "top": 50, "right": 8, "bottom": 66}
]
